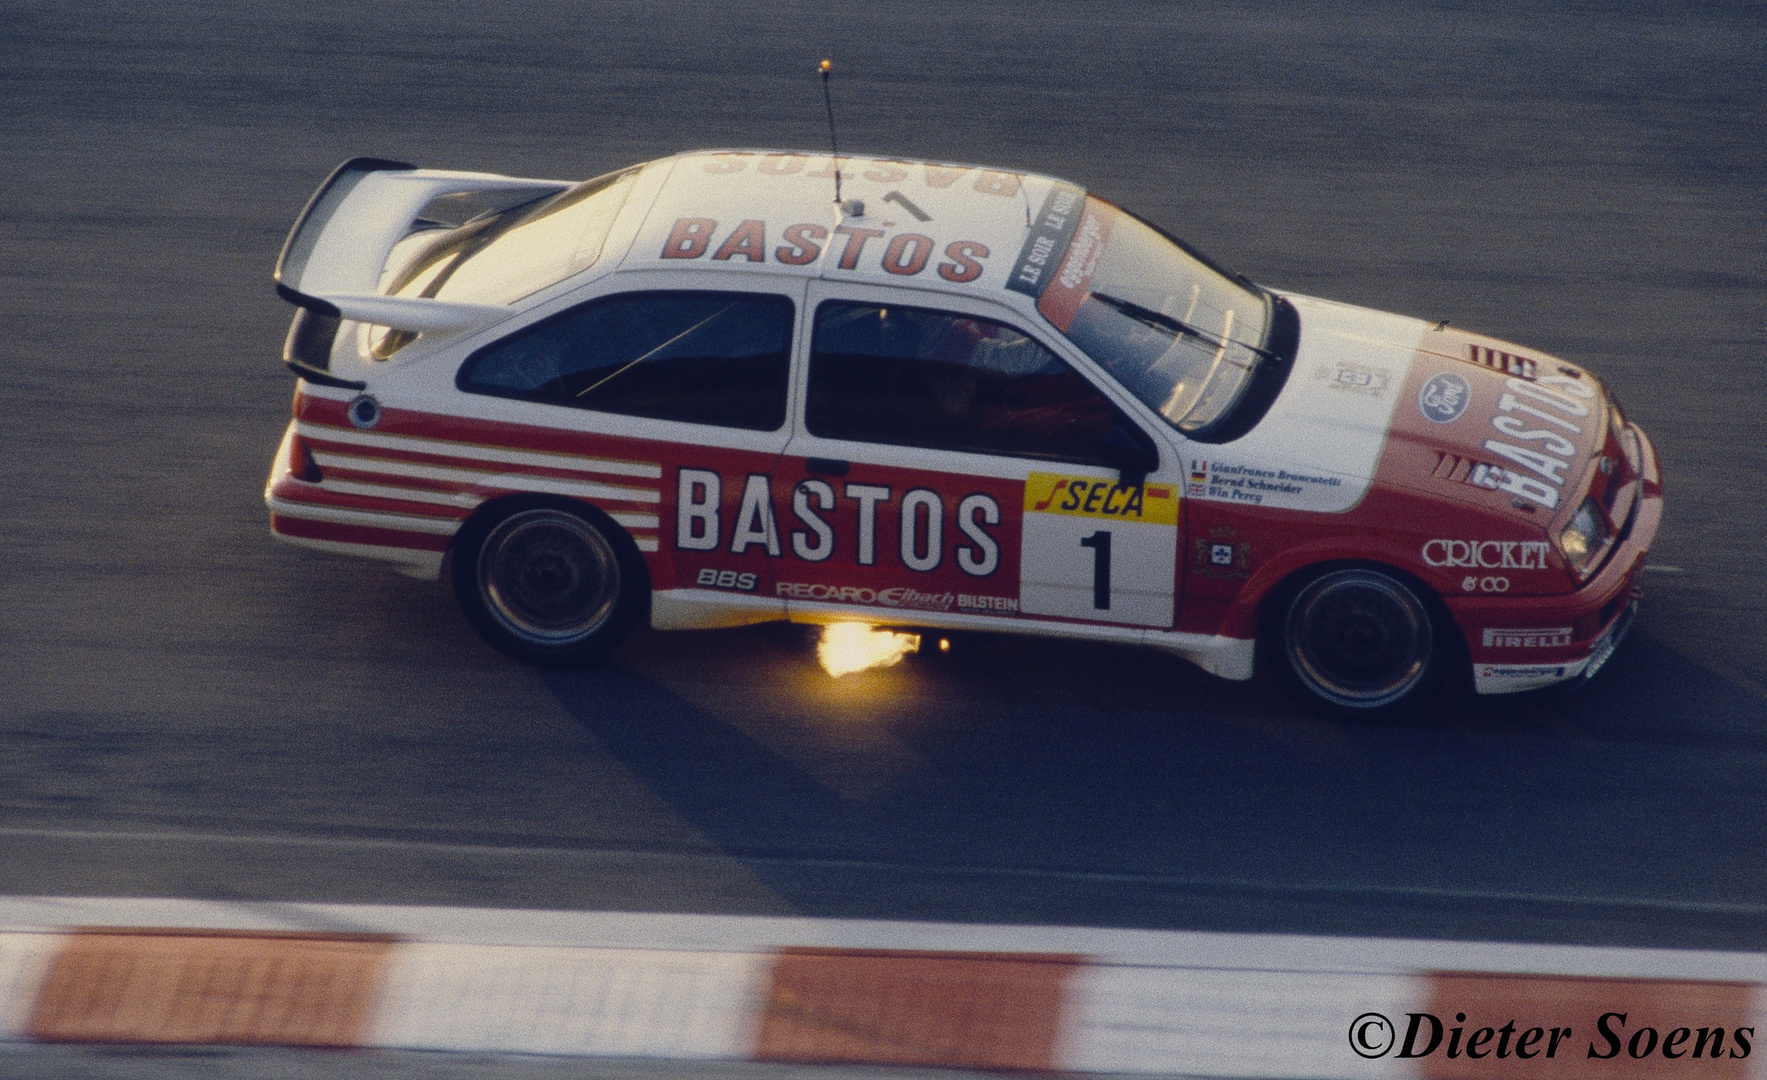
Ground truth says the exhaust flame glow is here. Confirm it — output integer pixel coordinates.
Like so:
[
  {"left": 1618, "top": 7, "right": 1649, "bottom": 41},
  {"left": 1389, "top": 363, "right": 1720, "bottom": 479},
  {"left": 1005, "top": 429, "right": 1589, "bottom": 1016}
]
[{"left": 816, "top": 623, "right": 920, "bottom": 677}]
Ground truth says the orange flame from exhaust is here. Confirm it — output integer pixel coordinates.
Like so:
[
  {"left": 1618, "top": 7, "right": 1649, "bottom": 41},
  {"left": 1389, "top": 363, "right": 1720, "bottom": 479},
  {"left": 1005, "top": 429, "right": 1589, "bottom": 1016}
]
[{"left": 816, "top": 623, "right": 920, "bottom": 677}]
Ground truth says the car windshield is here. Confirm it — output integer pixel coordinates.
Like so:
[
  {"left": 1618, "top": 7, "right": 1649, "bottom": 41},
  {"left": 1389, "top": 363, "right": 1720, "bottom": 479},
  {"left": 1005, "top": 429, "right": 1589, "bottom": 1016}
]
[
  {"left": 369, "top": 168, "right": 640, "bottom": 357},
  {"left": 1037, "top": 196, "right": 1274, "bottom": 436}
]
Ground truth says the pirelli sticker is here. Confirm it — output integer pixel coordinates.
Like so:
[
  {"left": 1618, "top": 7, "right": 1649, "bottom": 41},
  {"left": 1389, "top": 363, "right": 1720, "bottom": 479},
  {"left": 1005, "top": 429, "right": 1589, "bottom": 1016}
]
[
  {"left": 1019, "top": 472, "right": 1178, "bottom": 628},
  {"left": 1023, "top": 473, "right": 1178, "bottom": 524}
]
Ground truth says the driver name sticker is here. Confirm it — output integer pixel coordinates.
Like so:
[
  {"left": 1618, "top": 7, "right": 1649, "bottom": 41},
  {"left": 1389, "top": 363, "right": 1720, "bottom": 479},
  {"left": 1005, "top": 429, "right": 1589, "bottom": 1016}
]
[{"left": 1185, "top": 458, "right": 1346, "bottom": 507}]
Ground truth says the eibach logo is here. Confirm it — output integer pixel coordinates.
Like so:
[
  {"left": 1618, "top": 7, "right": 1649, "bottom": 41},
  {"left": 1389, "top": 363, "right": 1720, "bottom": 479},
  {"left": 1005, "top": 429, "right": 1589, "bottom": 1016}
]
[{"left": 774, "top": 582, "right": 957, "bottom": 611}]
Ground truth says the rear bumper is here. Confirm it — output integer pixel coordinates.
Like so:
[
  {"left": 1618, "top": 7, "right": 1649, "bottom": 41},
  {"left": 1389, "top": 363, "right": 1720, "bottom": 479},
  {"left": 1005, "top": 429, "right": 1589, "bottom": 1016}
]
[
  {"left": 264, "top": 419, "right": 452, "bottom": 580},
  {"left": 1449, "top": 421, "right": 1663, "bottom": 695}
]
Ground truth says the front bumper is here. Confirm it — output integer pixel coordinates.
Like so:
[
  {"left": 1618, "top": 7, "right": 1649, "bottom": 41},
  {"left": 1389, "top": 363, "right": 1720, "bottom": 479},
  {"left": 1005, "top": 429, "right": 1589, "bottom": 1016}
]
[{"left": 1449, "top": 421, "right": 1663, "bottom": 695}]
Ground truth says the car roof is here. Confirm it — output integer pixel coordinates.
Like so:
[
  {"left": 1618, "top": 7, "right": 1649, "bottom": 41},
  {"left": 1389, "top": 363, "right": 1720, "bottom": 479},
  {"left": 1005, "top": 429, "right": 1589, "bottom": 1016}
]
[{"left": 617, "top": 150, "right": 1082, "bottom": 302}]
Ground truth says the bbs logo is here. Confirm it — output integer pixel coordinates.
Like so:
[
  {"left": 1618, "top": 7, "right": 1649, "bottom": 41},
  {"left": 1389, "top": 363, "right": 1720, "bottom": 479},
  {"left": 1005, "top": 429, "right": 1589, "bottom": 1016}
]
[{"left": 696, "top": 568, "right": 759, "bottom": 591}]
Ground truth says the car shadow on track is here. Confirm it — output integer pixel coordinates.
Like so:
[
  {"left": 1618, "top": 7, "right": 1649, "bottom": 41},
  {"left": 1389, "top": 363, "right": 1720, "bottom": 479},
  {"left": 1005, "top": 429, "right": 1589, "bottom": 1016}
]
[
  {"left": 538, "top": 619, "right": 1767, "bottom": 945},
  {"left": 1420, "top": 628, "right": 1767, "bottom": 747}
]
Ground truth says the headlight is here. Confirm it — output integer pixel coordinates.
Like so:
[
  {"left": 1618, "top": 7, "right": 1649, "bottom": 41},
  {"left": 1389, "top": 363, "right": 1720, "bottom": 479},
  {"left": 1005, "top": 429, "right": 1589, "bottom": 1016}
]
[{"left": 1558, "top": 497, "right": 1609, "bottom": 575}]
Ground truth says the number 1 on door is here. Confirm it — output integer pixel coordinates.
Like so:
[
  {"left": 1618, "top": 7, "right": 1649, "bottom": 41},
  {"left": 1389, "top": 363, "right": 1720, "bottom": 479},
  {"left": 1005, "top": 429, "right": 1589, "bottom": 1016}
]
[{"left": 1079, "top": 530, "right": 1111, "bottom": 609}]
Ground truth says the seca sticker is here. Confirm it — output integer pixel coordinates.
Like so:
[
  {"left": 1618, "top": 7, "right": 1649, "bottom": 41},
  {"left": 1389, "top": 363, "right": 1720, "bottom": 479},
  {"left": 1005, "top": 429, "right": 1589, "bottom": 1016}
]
[{"left": 1023, "top": 473, "right": 1178, "bottom": 524}]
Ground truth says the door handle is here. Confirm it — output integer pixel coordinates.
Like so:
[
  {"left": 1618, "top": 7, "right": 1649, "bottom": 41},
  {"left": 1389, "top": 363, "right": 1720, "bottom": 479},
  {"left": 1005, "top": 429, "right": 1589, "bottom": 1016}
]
[{"left": 805, "top": 457, "right": 850, "bottom": 477}]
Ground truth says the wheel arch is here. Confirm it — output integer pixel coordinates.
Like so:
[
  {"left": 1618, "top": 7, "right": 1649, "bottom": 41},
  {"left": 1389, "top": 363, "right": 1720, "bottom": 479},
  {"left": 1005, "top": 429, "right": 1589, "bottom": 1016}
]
[
  {"left": 1251, "top": 555, "right": 1472, "bottom": 710},
  {"left": 1252, "top": 557, "right": 1466, "bottom": 659},
  {"left": 449, "top": 491, "right": 653, "bottom": 614},
  {"left": 1218, "top": 533, "right": 1452, "bottom": 638}
]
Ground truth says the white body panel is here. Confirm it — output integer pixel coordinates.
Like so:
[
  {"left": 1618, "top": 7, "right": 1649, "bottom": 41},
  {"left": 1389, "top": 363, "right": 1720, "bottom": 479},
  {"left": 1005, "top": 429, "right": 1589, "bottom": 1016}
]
[{"left": 1179, "top": 295, "right": 1426, "bottom": 514}]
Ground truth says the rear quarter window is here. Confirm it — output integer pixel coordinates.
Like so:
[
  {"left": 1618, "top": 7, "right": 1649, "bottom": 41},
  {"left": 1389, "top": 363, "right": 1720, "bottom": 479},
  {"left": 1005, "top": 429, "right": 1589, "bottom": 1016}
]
[{"left": 458, "top": 290, "right": 794, "bottom": 431}]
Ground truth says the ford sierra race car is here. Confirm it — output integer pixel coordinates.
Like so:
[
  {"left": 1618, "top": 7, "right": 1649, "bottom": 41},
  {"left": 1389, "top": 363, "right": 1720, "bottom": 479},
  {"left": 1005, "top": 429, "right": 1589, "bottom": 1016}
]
[{"left": 264, "top": 151, "right": 1661, "bottom": 714}]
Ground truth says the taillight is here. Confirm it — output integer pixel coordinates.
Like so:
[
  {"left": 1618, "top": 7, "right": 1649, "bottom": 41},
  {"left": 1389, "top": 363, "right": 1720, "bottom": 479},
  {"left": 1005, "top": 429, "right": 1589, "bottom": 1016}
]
[{"left": 289, "top": 433, "right": 323, "bottom": 482}]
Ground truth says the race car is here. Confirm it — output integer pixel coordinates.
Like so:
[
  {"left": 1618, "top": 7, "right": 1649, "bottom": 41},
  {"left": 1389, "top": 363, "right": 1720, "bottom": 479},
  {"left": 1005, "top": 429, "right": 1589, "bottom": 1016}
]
[{"left": 264, "top": 150, "right": 1660, "bottom": 714}]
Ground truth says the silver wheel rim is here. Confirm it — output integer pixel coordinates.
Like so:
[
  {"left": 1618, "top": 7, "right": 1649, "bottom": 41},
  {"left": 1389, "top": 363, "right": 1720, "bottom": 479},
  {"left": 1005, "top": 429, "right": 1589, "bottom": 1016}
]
[
  {"left": 1285, "top": 570, "right": 1433, "bottom": 707},
  {"left": 477, "top": 509, "right": 620, "bottom": 645}
]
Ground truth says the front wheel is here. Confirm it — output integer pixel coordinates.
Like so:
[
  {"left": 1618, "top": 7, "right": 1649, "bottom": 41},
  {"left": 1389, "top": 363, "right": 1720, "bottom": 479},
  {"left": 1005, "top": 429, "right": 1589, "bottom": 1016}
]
[
  {"left": 1275, "top": 568, "right": 1451, "bottom": 715},
  {"left": 451, "top": 500, "right": 646, "bottom": 665}
]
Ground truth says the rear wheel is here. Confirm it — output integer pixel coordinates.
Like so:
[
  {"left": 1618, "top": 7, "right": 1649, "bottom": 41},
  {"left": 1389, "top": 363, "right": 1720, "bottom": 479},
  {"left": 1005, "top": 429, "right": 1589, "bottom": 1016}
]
[
  {"left": 451, "top": 501, "right": 646, "bottom": 665},
  {"left": 1275, "top": 567, "right": 1449, "bottom": 715}
]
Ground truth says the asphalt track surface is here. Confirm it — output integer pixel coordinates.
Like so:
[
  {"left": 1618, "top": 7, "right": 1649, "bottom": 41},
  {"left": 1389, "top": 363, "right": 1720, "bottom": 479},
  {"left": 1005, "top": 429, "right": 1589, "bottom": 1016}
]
[{"left": 2, "top": 0, "right": 1766, "bottom": 973}]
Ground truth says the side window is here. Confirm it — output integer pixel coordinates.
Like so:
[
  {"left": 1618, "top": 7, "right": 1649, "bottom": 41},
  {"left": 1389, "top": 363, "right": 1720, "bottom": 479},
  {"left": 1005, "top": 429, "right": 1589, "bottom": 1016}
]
[
  {"left": 458, "top": 290, "right": 793, "bottom": 431},
  {"left": 807, "top": 300, "right": 1126, "bottom": 463}
]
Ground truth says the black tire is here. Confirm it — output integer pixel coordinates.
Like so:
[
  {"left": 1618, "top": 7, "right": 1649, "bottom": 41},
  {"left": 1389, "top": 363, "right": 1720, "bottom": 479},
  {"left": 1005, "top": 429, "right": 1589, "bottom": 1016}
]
[
  {"left": 450, "top": 498, "right": 647, "bottom": 665},
  {"left": 1271, "top": 567, "right": 1451, "bottom": 716}
]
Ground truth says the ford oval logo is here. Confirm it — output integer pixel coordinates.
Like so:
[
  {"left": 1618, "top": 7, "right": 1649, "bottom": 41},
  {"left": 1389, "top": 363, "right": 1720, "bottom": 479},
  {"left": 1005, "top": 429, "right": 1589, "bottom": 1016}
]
[{"left": 1418, "top": 372, "right": 1471, "bottom": 423}]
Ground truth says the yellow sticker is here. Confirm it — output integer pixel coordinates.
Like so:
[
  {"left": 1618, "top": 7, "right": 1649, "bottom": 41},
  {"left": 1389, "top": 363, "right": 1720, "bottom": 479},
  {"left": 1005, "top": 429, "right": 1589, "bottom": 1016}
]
[{"left": 1023, "top": 473, "right": 1179, "bottom": 525}]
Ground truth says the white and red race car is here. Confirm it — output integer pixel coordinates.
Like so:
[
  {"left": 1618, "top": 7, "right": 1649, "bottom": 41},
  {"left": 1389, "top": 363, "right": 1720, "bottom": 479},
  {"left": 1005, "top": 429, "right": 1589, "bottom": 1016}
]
[{"left": 265, "top": 151, "right": 1660, "bottom": 713}]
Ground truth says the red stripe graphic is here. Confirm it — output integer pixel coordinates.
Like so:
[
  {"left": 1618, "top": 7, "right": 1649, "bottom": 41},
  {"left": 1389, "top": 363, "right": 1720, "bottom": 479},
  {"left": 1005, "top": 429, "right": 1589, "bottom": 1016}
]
[
  {"left": 303, "top": 433, "right": 658, "bottom": 490},
  {"left": 308, "top": 466, "right": 478, "bottom": 498},
  {"left": 271, "top": 484, "right": 472, "bottom": 523},
  {"left": 297, "top": 395, "right": 668, "bottom": 468}
]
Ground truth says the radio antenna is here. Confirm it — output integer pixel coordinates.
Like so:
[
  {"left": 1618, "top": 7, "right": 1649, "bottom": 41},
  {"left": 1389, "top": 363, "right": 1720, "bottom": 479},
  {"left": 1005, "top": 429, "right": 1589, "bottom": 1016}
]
[{"left": 818, "top": 59, "right": 843, "bottom": 207}]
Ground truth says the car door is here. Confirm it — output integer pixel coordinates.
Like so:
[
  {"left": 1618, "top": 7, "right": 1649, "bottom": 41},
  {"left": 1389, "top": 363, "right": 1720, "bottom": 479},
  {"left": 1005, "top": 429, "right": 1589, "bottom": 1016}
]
[{"left": 775, "top": 282, "right": 1182, "bottom": 630}]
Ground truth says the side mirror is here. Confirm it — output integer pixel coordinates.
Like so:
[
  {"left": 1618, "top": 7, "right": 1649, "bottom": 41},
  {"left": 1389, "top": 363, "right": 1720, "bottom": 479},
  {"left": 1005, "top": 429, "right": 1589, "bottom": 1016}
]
[{"left": 1102, "top": 425, "right": 1158, "bottom": 488}]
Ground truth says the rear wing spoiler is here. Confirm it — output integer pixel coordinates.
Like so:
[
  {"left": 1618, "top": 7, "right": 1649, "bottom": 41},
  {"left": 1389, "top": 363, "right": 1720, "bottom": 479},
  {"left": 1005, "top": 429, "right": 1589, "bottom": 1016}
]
[{"left": 273, "top": 157, "right": 570, "bottom": 334}]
